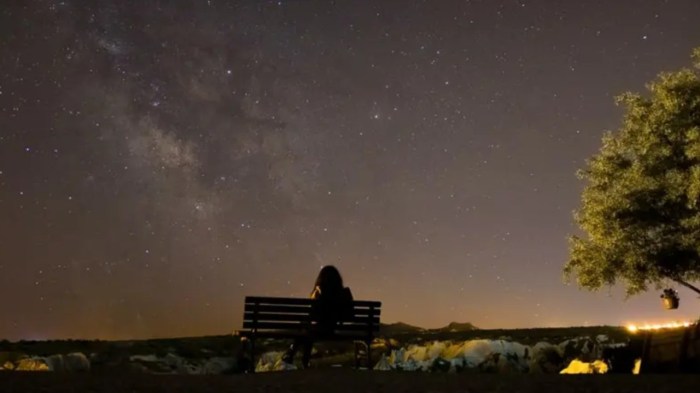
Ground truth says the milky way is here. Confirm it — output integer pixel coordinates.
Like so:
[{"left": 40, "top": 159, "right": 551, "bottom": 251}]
[{"left": 1, "top": 1, "right": 700, "bottom": 340}]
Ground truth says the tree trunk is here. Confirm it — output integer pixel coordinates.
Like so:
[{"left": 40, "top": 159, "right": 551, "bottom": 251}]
[{"left": 672, "top": 278, "right": 700, "bottom": 297}]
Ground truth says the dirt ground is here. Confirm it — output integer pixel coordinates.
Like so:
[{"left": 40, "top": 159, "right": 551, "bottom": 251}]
[{"left": 1, "top": 369, "right": 699, "bottom": 393}]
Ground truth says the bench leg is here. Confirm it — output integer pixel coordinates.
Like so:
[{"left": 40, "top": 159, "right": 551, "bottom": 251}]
[
  {"left": 249, "top": 338, "right": 256, "bottom": 373},
  {"left": 353, "top": 340, "right": 372, "bottom": 369},
  {"left": 353, "top": 341, "right": 362, "bottom": 368},
  {"left": 366, "top": 339, "right": 372, "bottom": 368}
]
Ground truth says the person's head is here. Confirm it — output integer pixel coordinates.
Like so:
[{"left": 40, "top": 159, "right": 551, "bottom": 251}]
[{"left": 315, "top": 265, "right": 344, "bottom": 291}]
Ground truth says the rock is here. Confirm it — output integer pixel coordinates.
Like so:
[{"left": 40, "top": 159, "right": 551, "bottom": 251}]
[
  {"left": 129, "top": 362, "right": 151, "bottom": 373},
  {"left": 373, "top": 353, "right": 392, "bottom": 371},
  {"left": 15, "top": 358, "right": 50, "bottom": 371},
  {"left": 455, "top": 340, "right": 496, "bottom": 368},
  {"left": 449, "top": 357, "right": 465, "bottom": 373},
  {"left": 403, "top": 344, "right": 432, "bottom": 370},
  {"left": 1, "top": 361, "right": 14, "bottom": 370},
  {"left": 389, "top": 347, "right": 405, "bottom": 367},
  {"left": 371, "top": 338, "right": 401, "bottom": 352},
  {"left": 65, "top": 353, "right": 90, "bottom": 372},
  {"left": 255, "top": 351, "right": 297, "bottom": 373},
  {"left": 201, "top": 357, "right": 236, "bottom": 374},
  {"left": 558, "top": 337, "right": 601, "bottom": 362},
  {"left": 462, "top": 340, "right": 529, "bottom": 371},
  {"left": 529, "top": 342, "right": 563, "bottom": 373},
  {"left": 400, "top": 357, "right": 422, "bottom": 371},
  {"left": 373, "top": 339, "right": 534, "bottom": 373},
  {"left": 426, "top": 341, "right": 447, "bottom": 360},
  {"left": 158, "top": 353, "right": 201, "bottom": 374},
  {"left": 559, "top": 359, "right": 609, "bottom": 374},
  {"left": 45, "top": 354, "right": 64, "bottom": 371},
  {"left": 479, "top": 352, "right": 525, "bottom": 373},
  {"left": 130, "top": 354, "right": 159, "bottom": 363},
  {"left": 366, "top": 338, "right": 624, "bottom": 374},
  {"left": 130, "top": 353, "right": 179, "bottom": 374},
  {"left": 128, "top": 353, "right": 235, "bottom": 375},
  {"left": 632, "top": 358, "right": 642, "bottom": 374},
  {"left": 430, "top": 357, "right": 451, "bottom": 372}
]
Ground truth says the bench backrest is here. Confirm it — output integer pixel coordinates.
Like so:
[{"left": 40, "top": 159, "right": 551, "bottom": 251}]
[{"left": 243, "top": 296, "right": 381, "bottom": 335}]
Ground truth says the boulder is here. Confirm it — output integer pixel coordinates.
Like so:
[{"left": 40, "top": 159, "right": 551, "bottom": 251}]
[
  {"left": 255, "top": 351, "right": 297, "bottom": 373},
  {"left": 130, "top": 353, "right": 180, "bottom": 374},
  {"left": 15, "top": 358, "right": 50, "bottom": 371},
  {"left": 558, "top": 337, "right": 601, "bottom": 362},
  {"left": 560, "top": 359, "right": 609, "bottom": 374},
  {"left": 529, "top": 342, "right": 563, "bottom": 373},
  {"left": 374, "top": 339, "right": 533, "bottom": 373},
  {"left": 201, "top": 357, "right": 236, "bottom": 374},
  {"left": 45, "top": 354, "right": 64, "bottom": 371},
  {"left": 373, "top": 353, "right": 392, "bottom": 371},
  {"left": 128, "top": 353, "right": 235, "bottom": 375},
  {"left": 65, "top": 353, "right": 90, "bottom": 372},
  {"left": 430, "top": 357, "right": 451, "bottom": 373}
]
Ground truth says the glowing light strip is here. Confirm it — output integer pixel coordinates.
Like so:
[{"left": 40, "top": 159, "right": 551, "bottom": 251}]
[{"left": 626, "top": 321, "right": 693, "bottom": 333}]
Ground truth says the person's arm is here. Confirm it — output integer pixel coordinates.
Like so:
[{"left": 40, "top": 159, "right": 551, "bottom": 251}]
[{"left": 310, "top": 286, "right": 321, "bottom": 299}]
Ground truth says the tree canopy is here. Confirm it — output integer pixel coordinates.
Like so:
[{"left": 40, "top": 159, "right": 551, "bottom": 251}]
[{"left": 565, "top": 48, "right": 700, "bottom": 297}]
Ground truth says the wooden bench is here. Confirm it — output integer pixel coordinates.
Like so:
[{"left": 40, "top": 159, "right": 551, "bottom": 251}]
[{"left": 237, "top": 296, "right": 381, "bottom": 371}]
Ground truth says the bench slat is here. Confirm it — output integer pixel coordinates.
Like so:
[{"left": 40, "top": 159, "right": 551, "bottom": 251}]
[
  {"left": 244, "top": 312, "right": 380, "bottom": 324},
  {"left": 243, "top": 304, "right": 381, "bottom": 317},
  {"left": 243, "top": 305, "right": 381, "bottom": 317},
  {"left": 245, "top": 296, "right": 381, "bottom": 308},
  {"left": 242, "top": 321, "right": 380, "bottom": 332},
  {"left": 238, "top": 330, "right": 374, "bottom": 340},
  {"left": 244, "top": 304, "right": 310, "bottom": 314}
]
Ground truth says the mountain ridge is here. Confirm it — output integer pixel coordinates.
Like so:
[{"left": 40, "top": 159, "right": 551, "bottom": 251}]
[{"left": 379, "top": 321, "right": 478, "bottom": 335}]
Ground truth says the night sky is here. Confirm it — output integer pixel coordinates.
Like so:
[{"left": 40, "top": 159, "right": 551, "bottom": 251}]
[{"left": 2, "top": 1, "right": 700, "bottom": 341}]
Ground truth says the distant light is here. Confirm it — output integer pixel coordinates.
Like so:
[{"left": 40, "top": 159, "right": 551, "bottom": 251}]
[{"left": 626, "top": 321, "right": 693, "bottom": 333}]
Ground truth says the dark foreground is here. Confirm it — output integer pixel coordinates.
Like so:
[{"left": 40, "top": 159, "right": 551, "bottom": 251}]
[{"left": 2, "top": 370, "right": 700, "bottom": 393}]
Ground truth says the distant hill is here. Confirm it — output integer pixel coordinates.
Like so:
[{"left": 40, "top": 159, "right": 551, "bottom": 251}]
[
  {"left": 379, "top": 321, "right": 478, "bottom": 335},
  {"left": 379, "top": 322, "right": 425, "bottom": 335},
  {"left": 430, "top": 321, "right": 478, "bottom": 333}
]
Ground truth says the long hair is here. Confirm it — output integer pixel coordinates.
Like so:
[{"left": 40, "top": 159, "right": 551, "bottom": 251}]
[{"left": 314, "top": 265, "right": 344, "bottom": 293}]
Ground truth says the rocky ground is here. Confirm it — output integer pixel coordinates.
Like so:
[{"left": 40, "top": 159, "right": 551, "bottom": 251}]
[
  {"left": 0, "top": 326, "right": 635, "bottom": 375},
  {"left": 1, "top": 368, "right": 699, "bottom": 393}
]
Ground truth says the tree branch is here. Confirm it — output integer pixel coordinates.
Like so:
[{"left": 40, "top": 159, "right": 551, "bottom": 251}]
[{"left": 672, "top": 278, "right": 700, "bottom": 296}]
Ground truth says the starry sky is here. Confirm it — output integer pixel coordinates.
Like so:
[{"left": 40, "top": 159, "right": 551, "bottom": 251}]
[{"left": 1, "top": 1, "right": 700, "bottom": 341}]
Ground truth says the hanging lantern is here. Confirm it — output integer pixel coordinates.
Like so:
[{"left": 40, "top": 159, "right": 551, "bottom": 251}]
[{"left": 660, "top": 289, "right": 679, "bottom": 310}]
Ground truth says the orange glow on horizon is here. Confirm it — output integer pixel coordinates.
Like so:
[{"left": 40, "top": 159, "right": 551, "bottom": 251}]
[{"left": 626, "top": 321, "right": 694, "bottom": 333}]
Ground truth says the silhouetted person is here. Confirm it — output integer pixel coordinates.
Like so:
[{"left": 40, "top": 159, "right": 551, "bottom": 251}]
[{"left": 282, "top": 265, "right": 354, "bottom": 367}]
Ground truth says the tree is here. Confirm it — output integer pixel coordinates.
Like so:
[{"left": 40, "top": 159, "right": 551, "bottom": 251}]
[{"left": 565, "top": 48, "right": 700, "bottom": 297}]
